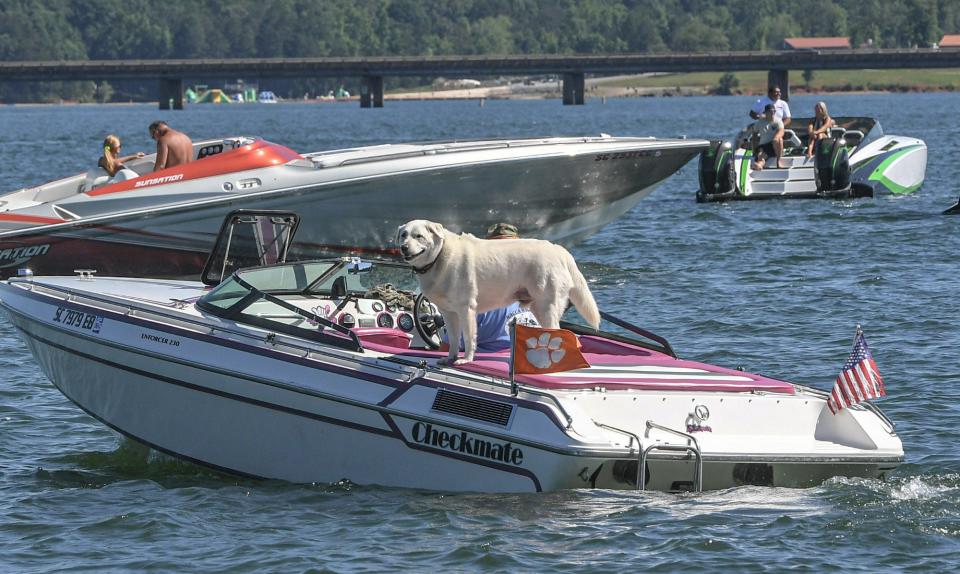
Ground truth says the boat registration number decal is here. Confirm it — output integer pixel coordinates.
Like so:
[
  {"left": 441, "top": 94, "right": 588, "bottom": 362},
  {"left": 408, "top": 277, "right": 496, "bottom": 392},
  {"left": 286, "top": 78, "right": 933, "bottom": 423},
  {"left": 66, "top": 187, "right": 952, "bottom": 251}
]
[
  {"left": 52, "top": 307, "right": 103, "bottom": 333},
  {"left": 594, "top": 150, "right": 662, "bottom": 161}
]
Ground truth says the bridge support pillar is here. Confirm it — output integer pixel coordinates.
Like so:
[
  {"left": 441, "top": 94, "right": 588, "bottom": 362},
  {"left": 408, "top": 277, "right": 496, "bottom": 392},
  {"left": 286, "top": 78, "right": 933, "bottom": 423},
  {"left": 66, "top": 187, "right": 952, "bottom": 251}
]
[
  {"left": 562, "top": 73, "right": 585, "bottom": 105},
  {"left": 158, "top": 78, "right": 184, "bottom": 110},
  {"left": 360, "top": 75, "right": 384, "bottom": 108},
  {"left": 767, "top": 69, "right": 789, "bottom": 101}
]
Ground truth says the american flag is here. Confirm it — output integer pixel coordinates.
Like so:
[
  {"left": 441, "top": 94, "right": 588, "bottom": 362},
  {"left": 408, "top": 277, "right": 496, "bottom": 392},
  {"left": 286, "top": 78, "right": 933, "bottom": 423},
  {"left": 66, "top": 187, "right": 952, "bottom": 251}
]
[{"left": 828, "top": 330, "right": 886, "bottom": 414}]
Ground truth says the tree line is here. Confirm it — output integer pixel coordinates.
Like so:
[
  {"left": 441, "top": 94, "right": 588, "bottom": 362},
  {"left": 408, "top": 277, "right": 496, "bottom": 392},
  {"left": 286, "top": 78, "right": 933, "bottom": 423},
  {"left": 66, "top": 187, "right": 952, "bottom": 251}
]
[{"left": 1, "top": 0, "right": 957, "bottom": 102}]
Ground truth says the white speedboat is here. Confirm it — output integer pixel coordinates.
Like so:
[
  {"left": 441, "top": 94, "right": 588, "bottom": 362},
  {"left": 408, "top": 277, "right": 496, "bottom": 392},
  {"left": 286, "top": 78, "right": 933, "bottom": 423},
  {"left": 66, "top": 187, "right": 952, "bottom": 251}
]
[
  {"left": 0, "top": 212, "right": 903, "bottom": 492},
  {"left": 0, "top": 134, "right": 708, "bottom": 277},
  {"left": 697, "top": 117, "right": 926, "bottom": 201}
]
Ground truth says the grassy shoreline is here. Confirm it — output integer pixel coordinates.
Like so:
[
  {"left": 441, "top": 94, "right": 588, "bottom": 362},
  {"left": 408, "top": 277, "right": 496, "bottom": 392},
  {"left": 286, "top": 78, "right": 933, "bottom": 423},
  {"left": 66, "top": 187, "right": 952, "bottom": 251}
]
[{"left": 591, "top": 68, "right": 960, "bottom": 94}]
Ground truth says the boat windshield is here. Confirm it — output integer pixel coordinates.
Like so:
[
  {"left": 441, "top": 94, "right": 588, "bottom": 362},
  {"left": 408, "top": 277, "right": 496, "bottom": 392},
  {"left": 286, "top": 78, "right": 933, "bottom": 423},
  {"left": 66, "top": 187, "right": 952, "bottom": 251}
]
[
  {"left": 197, "top": 260, "right": 364, "bottom": 351},
  {"left": 197, "top": 257, "right": 676, "bottom": 357},
  {"left": 219, "top": 261, "right": 340, "bottom": 296},
  {"left": 201, "top": 211, "right": 301, "bottom": 287}
]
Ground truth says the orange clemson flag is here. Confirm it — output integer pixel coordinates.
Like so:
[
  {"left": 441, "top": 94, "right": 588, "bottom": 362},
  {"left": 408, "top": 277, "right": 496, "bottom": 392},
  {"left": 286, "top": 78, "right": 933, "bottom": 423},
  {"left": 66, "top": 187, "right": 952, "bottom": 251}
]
[{"left": 512, "top": 324, "right": 590, "bottom": 375}]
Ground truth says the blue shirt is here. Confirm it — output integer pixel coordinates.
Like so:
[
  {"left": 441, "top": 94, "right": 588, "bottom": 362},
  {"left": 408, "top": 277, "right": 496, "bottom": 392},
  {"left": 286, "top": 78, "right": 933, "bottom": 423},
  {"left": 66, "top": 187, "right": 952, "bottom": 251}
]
[{"left": 444, "top": 302, "right": 537, "bottom": 353}]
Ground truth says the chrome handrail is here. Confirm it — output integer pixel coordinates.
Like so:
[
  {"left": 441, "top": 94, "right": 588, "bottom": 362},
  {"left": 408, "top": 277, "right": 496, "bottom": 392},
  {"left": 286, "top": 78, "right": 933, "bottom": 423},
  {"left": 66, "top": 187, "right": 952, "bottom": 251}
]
[
  {"left": 595, "top": 422, "right": 642, "bottom": 451},
  {"left": 639, "top": 443, "right": 703, "bottom": 493},
  {"left": 641, "top": 420, "right": 703, "bottom": 492},
  {"left": 646, "top": 420, "right": 701, "bottom": 450},
  {"left": 596, "top": 423, "right": 645, "bottom": 487}
]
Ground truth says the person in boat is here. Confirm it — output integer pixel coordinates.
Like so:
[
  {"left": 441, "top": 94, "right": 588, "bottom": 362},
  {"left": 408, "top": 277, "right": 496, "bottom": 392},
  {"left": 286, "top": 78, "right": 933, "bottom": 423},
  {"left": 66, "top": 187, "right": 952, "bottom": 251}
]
[
  {"left": 805, "top": 101, "right": 835, "bottom": 159},
  {"left": 149, "top": 121, "right": 193, "bottom": 171},
  {"left": 746, "top": 104, "right": 785, "bottom": 171},
  {"left": 749, "top": 85, "right": 792, "bottom": 127},
  {"left": 439, "top": 222, "right": 538, "bottom": 354},
  {"left": 98, "top": 135, "right": 144, "bottom": 179}
]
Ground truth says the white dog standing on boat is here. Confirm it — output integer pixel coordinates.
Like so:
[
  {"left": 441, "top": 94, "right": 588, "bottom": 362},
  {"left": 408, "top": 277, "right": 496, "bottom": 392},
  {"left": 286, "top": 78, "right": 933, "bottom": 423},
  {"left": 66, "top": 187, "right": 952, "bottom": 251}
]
[{"left": 397, "top": 219, "right": 601, "bottom": 365}]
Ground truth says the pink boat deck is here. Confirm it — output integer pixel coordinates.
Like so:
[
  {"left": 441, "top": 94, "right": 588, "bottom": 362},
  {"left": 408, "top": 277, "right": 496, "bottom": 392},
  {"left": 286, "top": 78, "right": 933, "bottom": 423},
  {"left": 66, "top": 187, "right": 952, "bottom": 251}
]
[{"left": 357, "top": 329, "right": 795, "bottom": 395}]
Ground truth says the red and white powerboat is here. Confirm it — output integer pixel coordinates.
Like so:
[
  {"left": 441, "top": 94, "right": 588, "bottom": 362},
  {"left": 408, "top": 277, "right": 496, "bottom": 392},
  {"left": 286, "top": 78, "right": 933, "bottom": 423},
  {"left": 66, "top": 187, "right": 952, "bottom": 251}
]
[{"left": 0, "top": 134, "right": 708, "bottom": 277}]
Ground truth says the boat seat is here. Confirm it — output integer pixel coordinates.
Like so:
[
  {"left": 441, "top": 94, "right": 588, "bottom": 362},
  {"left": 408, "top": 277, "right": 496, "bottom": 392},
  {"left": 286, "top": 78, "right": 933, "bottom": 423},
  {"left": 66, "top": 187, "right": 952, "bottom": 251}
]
[
  {"left": 110, "top": 168, "right": 139, "bottom": 183},
  {"left": 782, "top": 129, "right": 802, "bottom": 150},
  {"left": 79, "top": 167, "right": 141, "bottom": 194},
  {"left": 79, "top": 168, "right": 110, "bottom": 193},
  {"left": 735, "top": 127, "right": 801, "bottom": 151},
  {"left": 841, "top": 130, "right": 864, "bottom": 146},
  {"left": 829, "top": 127, "right": 847, "bottom": 139}
]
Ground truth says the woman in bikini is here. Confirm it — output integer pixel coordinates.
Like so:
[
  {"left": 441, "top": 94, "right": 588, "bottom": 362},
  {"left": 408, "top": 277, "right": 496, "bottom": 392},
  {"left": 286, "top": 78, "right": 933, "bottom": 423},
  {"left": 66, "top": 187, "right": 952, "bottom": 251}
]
[
  {"left": 98, "top": 134, "right": 144, "bottom": 177},
  {"left": 805, "top": 101, "right": 835, "bottom": 159}
]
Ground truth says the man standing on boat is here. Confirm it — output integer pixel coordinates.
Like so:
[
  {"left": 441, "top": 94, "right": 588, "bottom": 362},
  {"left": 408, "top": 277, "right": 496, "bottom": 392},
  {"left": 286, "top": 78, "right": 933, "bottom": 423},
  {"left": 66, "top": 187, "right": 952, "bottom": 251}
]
[
  {"left": 749, "top": 86, "right": 791, "bottom": 127},
  {"left": 149, "top": 121, "right": 193, "bottom": 171}
]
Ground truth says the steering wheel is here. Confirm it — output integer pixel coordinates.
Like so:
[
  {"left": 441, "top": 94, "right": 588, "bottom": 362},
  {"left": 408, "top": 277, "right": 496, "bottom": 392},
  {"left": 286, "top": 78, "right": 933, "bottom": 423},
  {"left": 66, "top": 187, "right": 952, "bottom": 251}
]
[{"left": 413, "top": 293, "right": 444, "bottom": 350}]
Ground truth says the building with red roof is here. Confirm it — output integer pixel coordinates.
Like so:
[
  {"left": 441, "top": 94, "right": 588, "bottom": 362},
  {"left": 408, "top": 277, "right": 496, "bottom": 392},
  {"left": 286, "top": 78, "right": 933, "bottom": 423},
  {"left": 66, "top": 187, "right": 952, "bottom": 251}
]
[
  {"left": 939, "top": 34, "right": 960, "bottom": 48},
  {"left": 783, "top": 37, "right": 852, "bottom": 50}
]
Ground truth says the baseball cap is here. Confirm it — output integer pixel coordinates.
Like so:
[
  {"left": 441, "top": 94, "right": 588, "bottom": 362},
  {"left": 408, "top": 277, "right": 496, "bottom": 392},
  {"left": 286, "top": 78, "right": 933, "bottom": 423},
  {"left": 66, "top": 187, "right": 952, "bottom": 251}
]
[
  {"left": 763, "top": 103, "right": 777, "bottom": 113},
  {"left": 486, "top": 222, "right": 519, "bottom": 239}
]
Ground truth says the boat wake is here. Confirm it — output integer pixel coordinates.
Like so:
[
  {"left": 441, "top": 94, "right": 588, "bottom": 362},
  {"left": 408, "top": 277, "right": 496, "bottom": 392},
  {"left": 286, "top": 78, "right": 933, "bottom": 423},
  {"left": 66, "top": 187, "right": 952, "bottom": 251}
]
[{"left": 887, "top": 474, "right": 958, "bottom": 501}]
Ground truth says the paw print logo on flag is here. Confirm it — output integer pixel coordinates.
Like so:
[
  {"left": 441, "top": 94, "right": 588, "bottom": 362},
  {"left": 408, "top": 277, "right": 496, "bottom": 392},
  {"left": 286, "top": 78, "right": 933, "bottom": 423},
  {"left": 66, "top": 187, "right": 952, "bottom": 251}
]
[
  {"left": 525, "top": 332, "right": 567, "bottom": 369},
  {"left": 513, "top": 324, "right": 589, "bottom": 375}
]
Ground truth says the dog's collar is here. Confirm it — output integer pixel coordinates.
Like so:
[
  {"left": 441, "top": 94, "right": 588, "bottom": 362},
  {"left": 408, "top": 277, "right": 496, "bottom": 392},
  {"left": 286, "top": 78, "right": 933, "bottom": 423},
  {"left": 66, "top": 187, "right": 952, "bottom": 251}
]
[
  {"left": 411, "top": 251, "right": 441, "bottom": 275},
  {"left": 411, "top": 242, "right": 443, "bottom": 275}
]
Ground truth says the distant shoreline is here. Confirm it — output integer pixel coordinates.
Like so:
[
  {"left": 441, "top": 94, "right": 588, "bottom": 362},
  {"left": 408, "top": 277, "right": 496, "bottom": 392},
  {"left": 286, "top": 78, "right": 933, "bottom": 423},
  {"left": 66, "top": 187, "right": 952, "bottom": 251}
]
[
  {"left": 5, "top": 67, "right": 960, "bottom": 106},
  {"left": 4, "top": 84, "right": 955, "bottom": 107}
]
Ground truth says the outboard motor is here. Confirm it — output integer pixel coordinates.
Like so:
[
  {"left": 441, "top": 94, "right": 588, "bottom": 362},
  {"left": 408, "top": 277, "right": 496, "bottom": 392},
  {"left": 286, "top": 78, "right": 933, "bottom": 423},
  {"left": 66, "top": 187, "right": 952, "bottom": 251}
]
[
  {"left": 696, "top": 141, "right": 736, "bottom": 202},
  {"left": 814, "top": 137, "right": 851, "bottom": 193}
]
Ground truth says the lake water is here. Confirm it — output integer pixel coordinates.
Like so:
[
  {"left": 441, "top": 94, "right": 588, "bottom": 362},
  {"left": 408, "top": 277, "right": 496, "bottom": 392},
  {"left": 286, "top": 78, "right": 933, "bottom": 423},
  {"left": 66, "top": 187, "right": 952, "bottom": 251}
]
[{"left": 1, "top": 94, "right": 958, "bottom": 572}]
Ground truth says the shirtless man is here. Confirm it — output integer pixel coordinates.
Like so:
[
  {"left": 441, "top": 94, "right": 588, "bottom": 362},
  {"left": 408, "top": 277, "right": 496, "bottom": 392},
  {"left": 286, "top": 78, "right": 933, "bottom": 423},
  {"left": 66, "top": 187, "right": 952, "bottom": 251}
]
[{"left": 149, "top": 121, "right": 193, "bottom": 171}]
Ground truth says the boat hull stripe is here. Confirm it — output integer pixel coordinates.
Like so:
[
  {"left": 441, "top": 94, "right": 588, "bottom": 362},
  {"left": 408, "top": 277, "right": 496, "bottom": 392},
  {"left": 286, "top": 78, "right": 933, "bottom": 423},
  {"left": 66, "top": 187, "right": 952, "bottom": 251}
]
[
  {"left": 15, "top": 322, "right": 546, "bottom": 490},
  {"left": 8, "top": 285, "right": 570, "bottom": 430}
]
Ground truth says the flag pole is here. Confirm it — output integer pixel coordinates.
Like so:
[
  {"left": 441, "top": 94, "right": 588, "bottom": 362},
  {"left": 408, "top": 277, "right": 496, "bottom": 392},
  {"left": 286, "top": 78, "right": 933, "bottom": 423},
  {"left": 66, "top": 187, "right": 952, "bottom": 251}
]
[
  {"left": 509, "top": 320, "right": 518, "bottom": 396},
  {"left": 853, "top": 323, "right": 862, "bottom": 348}
]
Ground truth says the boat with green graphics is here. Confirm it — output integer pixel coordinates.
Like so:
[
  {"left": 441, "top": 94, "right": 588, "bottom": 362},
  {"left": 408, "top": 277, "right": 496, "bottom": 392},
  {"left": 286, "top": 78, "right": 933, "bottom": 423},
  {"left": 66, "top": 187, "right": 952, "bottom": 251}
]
[{"left": 697, "top": 117, "right": 926, "bottom": 201}]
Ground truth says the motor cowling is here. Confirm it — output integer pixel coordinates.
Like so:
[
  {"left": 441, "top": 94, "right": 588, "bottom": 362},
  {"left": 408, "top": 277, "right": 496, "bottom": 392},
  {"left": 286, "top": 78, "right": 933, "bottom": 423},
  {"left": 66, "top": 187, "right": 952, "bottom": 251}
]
[
  {"left": 697, "top": 141, "right": 736, "bottom": 201},
  {"left": 814, "top": 138, "right": 851, "bottom": 192}
]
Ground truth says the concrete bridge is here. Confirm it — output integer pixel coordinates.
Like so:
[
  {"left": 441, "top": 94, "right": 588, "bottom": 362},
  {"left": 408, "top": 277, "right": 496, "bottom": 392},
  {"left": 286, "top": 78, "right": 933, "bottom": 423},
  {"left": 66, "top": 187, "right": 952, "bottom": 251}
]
[{"left": 2, "top": 48, "right": 958, "bottom": 109}]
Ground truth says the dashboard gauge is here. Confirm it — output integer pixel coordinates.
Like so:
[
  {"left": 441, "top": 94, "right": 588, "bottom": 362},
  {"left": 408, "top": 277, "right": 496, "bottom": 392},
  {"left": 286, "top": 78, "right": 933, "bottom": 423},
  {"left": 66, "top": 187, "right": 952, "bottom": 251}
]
[
  {"left": 397, "top": 313, "right": 414, "bottom": 332},
  {"left": 372, "top": 301, "right": 384, "bottom": 312},
  {"left": 376, "top": 312, "right": 394, "bottom": 328},
  {"left": 338, "top": 313, "right": 356, "bottom": 328}
]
